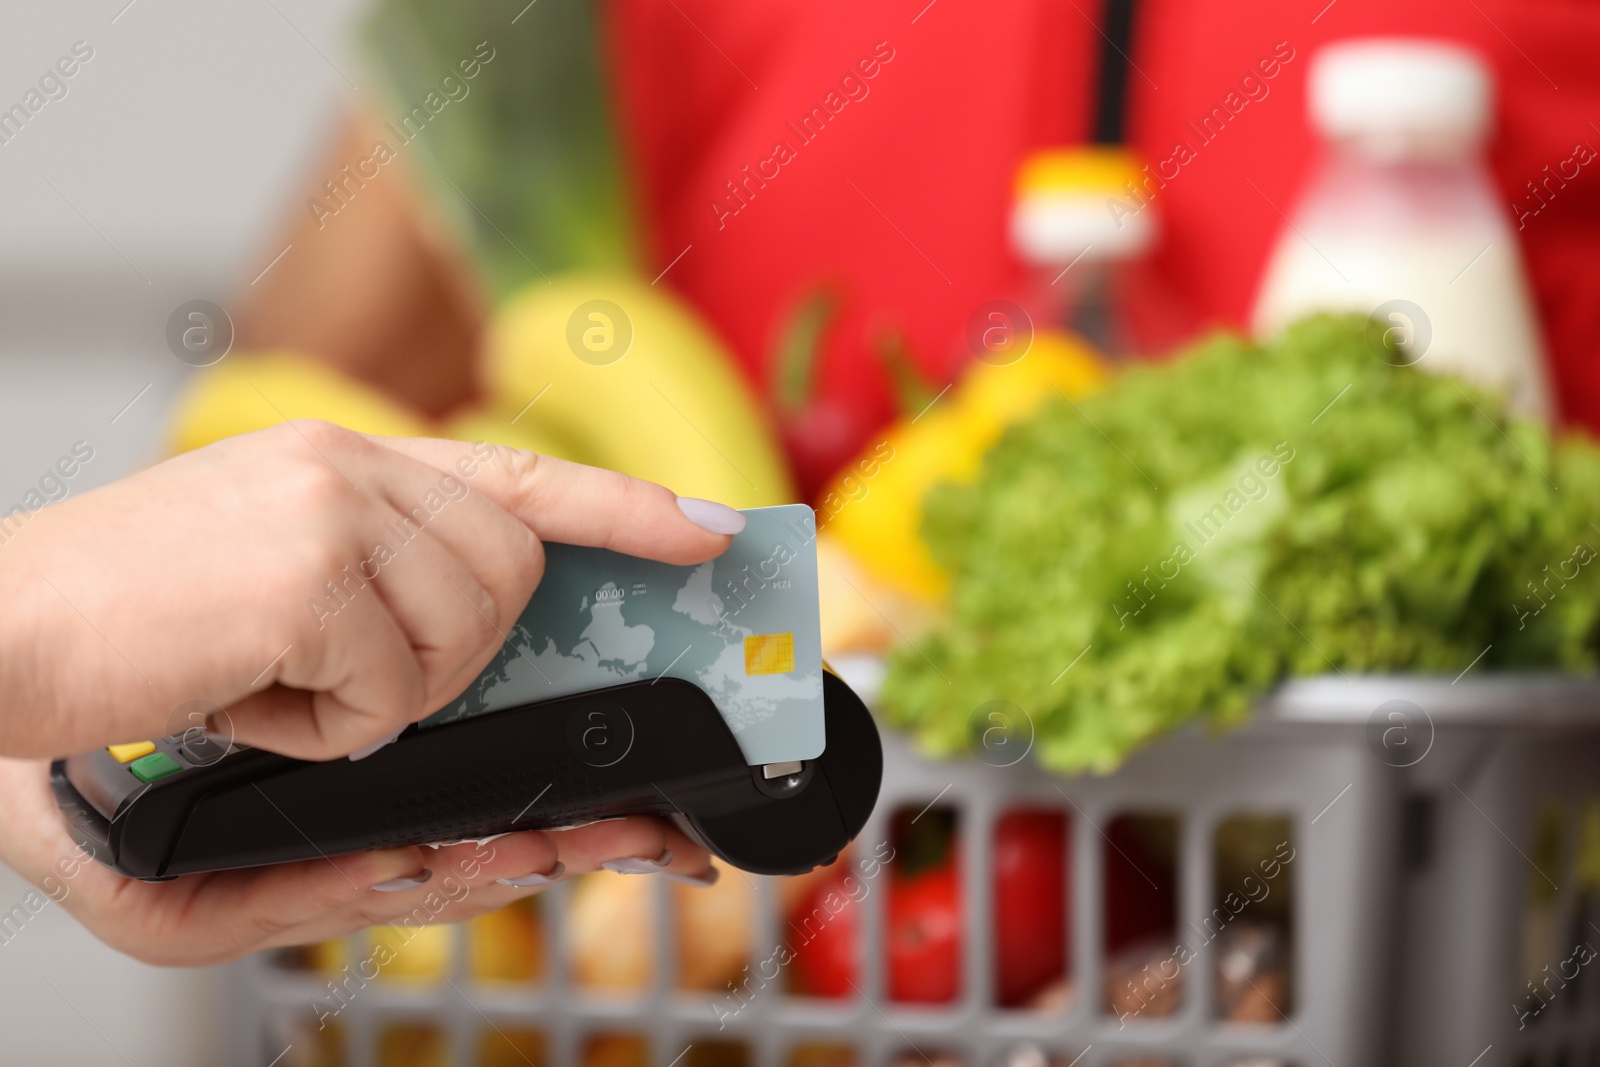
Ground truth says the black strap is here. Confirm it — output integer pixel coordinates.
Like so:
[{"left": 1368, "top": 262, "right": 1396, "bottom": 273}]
[{"left": 1091, "top": 0, "right": 1140, "bottom": 145}]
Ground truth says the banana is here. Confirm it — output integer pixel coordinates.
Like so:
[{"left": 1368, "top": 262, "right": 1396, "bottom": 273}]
[
  {"left": 483, "top": 273, "right": 795, "bottom": 508},
  {"left": 440, "top": 403, "right": 595, "bottom": 462},
  {"left": 167, "top": 276, "right": 798, "bottom": 514},
  {"left": 167, "top": 350, "right": 432, "bottom": 454},
  {"left": 168, "top": 350, "right": 600, "bottom": 468}
]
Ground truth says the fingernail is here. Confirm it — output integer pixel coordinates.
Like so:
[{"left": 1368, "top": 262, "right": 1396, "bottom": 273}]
[
  {"left": 676, "top": 497, "right": 746, "bottom": 535},
  {"left": 349, "top": 730, "right": 402, "bottom": 761},
  {"left": 665, "top": 866, "right": 720, "bottom": 888},
  {"left": 496, "top": 861, "right": 565, "bottom": 888},
  {"left": 601, "top": 849, "right": 674, "bottom": 875},
  {"left": 371, "top": 870, "right": 432, "bottom": 892}
]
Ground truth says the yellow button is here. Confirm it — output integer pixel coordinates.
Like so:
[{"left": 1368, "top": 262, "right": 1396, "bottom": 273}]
[{"left": 107, "top": 741, "right": 156, "bottom": 763}]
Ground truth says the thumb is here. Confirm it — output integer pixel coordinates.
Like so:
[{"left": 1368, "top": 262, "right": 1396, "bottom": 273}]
[{"left": 369, "top": 437, "right": 748, "bottom": 564}]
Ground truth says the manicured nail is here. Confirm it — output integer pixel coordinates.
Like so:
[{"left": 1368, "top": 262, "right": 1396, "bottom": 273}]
[
  {"left": 601, "top": 849, "right": 674, "bottom": 875},
  {"left": 349, "top": 730, "right": 401, "bottom": 761},
  {"left": 676, "top": 497, "right": 745, "bottom": 535},
  {"left": 665, "top": 866, "right": 720, "bottom": 888},
  {"left": 496, "top": 861, "right": 565, "bottom": 888},
  {"left": 371, "top": 870, "right": 432, "bottom": 892}
]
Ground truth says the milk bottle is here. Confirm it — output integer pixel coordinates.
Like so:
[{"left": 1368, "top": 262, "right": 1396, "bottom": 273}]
[{"left": 1251, "top": 39, "right": 1552, "bottom": 420}]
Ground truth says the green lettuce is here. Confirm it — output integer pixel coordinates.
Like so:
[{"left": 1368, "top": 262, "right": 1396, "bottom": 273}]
[{"left": 879, "top": 315, "right": 1600, "bottom": 773}]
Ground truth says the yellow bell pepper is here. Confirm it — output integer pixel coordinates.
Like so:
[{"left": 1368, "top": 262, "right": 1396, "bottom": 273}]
[{"left": 822, "top": 331, "right": 1109, "bottom": 601}]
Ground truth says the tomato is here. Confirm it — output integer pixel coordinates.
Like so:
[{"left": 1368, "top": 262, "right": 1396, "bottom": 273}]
[
  {"left": 887, "top": 859, "right": 962, "bottom": 1003},
  {"left": 791, "top": 810, "right": 1074, "bottom": 1008},
  {"left": 787, "top": 838, "right": 964, "bottom": 1004},
  {"left": 788, "top": 865, "right": 860, "bottom": 999},
  {"left": 993, "top": 810, "right": 1069, "bottom": 1008}
]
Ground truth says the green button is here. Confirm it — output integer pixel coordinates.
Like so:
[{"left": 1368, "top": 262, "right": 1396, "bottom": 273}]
[{"left": 129, "top": 751, "right": 183, "bottom": 783}]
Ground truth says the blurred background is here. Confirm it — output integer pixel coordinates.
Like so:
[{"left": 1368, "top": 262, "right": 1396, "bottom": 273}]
[
  {"left": 6, "top": 0, "right": 1600, "bottom": 1064},
  {"left": 0, "top": 2, "right": 366, "bottom": 1063}
]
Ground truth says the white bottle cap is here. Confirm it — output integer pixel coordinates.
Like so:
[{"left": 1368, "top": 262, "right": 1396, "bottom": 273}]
[
  {"left": 1310, "top": 38, "right": 1491, "bottom": 148},
  {"left": 1011, "top": 195, "right": 1155, "bottom": 265},
  {"left": 1009, "top": 148, "right": 1156, "bottom": 265}
]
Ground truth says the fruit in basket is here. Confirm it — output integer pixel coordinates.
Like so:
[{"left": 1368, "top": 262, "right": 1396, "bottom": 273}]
[
  {"left": 582, "top": 1033, "right": 650, "bottom": 1067},
  {"left": 787, "top": 817, "right": 966, "bottom": 1005},
  {"left": 684, "top": 873, "right": 756, "bottom": 991},
  {"left": 569, "top": 870, "right": 653, "bottom": 990},
  {"left": 166, "top": 273, "right": 793, "bottom": 515},
  {"left": 371, "top": 923, "right": 451, "bottom": 982},
  {"left": 280, "top": 937, "right": 348, "bottom": 975},
  {"left": 468, "top": 898, "right": 546, "bottom": 983},
  {"left": 787, "top": 862, "right": 862, "bottom": 998},
  {"left": 886, "top": 808, "right": 962, "bottom": 1003},
  {"left": 787, "top": 1045, "right": 861, "bottom": 1067},
  {"left": 786, "top": 815, "right": 1073, "bottom": 1011},
  {"left": 672, "top": 868, "right": 757, "bottom": 991},
  {"left": 376, "top": 1024, "right": 447, "bottom": 1067},
  {"left": 882, "top": 314, "right": 1600, "bottom": 774},
  {"left": 821, "top": 330, "right": 1108, "bottom": 604},
  {"left": 816, "top": 529, "right": 921, "bottom": 656},
  {"left": 887, "top": 857, "right": 962, "bottom": 1003},
  {"left": 289, "top": 1017, "right": 344, "bottom": 1067},
  {"left": 441, "top": 401, "right": 594, "bottom": 460},
  {"left": 483, "top": 273, "right": 794, "bottom": 509},
  {"left": 168, "top": 350, "right": 432, "bottom": 453},
  {"left": 994, "top": 810, "right": 1069, "bottom": 1007},
  {"left": 165, "top": 349, "right": 589, "bottom": 459},
  {"left": 1214, "top": 922, "right": 1290, "bottom": 1022},
  {"left": 1104, "top": 940, "right": 1182, "bottom": 1020},
  {"left": 480, "top": 1029, "right": 548, "bottom": 1067},
  {"left": 568, "top": 863, "right": 751, "bottom": 992}
]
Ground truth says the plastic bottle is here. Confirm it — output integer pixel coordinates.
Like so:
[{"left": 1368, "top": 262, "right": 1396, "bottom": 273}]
[
  {"left": 1009, "top": 147, "right": 1165, "bottom": 360},
  {"left": 1251, "top": 39, "right": 1552, "bottom": 420}
]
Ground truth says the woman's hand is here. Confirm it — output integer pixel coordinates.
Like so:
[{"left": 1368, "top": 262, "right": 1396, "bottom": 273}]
[
  {"left": 0, "top": 421, "right": 744, "bottom": 761},
  {"left": 0, "top": 422, "right": 742, "bottom": 962},
  {"left": 0, "top": 758, "right": 719, "bottom": 966}
]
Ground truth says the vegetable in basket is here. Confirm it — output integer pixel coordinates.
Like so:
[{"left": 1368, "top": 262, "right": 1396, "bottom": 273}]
[{"left": 881, "top": 314, "right": 1600, "bottom": 774}]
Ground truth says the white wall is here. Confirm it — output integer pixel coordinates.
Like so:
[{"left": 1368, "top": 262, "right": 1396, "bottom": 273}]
[{"left": 0, "top": 0, "right": 370, "bottom": 1061}]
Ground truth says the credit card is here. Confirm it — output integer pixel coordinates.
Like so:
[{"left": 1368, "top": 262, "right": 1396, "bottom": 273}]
[{"left": 422, "top": 504, "right": 825, "bottom": 765}]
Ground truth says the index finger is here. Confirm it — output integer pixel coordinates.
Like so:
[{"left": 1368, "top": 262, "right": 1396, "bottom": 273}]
[{"left": 367, "top": 437, "right": 748, "bottom": 565}]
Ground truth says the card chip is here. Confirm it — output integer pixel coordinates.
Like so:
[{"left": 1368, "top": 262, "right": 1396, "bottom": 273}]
[{"left": 744, "top": 633, "right": 795, "bottom": 676}]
